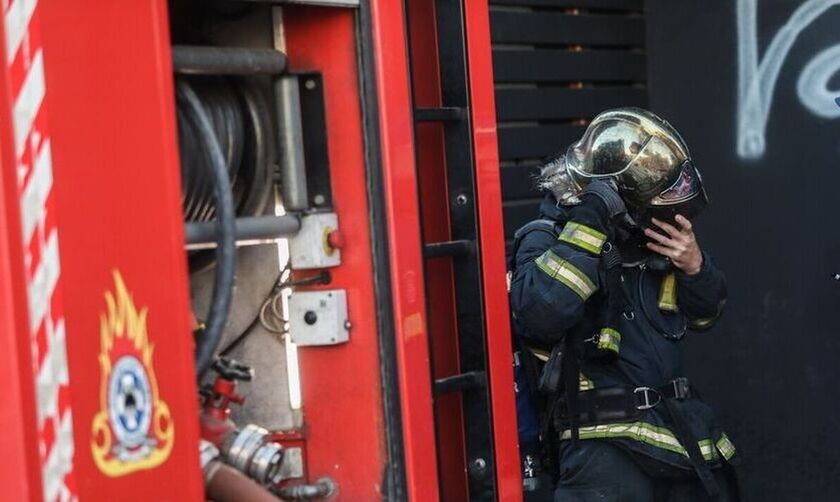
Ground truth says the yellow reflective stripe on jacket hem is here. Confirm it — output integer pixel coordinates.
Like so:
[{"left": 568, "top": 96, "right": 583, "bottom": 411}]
[
  {"left": 560, "top": 422, "right": 727, "bottom": 462},
  {"left": 559, "top": 222, "right": 607, "bottom": 255},
  {"left": 716, "top": 433, "right": 736, "bottom": 460},
  {"left": 535, "top": 249, "right": 597, "bottom": 300},
  {"left": 658, "top": 272, "right": 679, "bottom": 312},
  {"left": 597, "top": 327, "right": 621, "bottom": 353}
]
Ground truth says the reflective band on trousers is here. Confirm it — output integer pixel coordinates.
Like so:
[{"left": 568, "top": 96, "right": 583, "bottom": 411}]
[
  {"left": 535, "top": 249, "right": 597, "bottom": 300},
  {"left": 559, "top": 222, "right": 607, "bottom": 255},
  {"left": 658, "top": 272, "right": 679, "bottom": 312},
  {"left": 560, "top": 422, "right": 736, "bottom": 462},
  {"left": 715, "top": 433, "right": 736, "bottom": 460},
  {"left": 597, "top": 327, "right": 621, "bottom": 353}
]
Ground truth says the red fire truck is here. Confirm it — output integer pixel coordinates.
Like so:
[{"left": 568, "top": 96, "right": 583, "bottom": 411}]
[{"left": 0, "top": 0, "right": 528, "bottom": 500}]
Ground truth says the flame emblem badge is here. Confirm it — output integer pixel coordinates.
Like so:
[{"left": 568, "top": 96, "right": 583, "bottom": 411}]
[{"left": 91, "top": 271, "right": 174, "bottom": 476}]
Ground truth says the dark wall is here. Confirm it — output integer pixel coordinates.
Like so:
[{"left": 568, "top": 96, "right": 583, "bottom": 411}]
[
  {"left": 646, "top": 1, "right": 840, "bottom": 500},
  {"left": 489, "top": 0, "right": 648, "bottom": 242}
]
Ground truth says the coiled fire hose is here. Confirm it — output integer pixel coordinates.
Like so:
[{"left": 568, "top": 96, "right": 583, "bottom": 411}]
[{"left": 176, "top": 79, "right": 236, "bottom": 377}]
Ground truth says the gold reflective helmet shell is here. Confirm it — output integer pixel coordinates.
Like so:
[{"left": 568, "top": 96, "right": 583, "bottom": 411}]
[{"left": 564, "top": 107, "right": 706, "bottom": 214}]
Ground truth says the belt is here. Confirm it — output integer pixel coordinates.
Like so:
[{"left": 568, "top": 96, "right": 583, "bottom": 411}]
[
  {"left": 557, "top": 377, "right": 692, "bottom": 426},
  {"left": 556, "top": 377, "right": 719, "bottom": 497},
  {"left": 634, "top": 376, "right": 692, "bottom": 410}
]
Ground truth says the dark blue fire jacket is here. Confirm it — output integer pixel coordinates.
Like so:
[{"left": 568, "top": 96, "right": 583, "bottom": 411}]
[{"left": 509, "top": 195, "right": 736, "bottom": 472}]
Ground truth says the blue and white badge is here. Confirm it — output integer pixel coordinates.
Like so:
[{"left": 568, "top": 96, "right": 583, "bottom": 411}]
[{"left": 107, "top": 355, "right": 153, "bottom": 460}]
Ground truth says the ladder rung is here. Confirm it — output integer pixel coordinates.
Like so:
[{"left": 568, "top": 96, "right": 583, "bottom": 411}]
[
  {"left": 424, "top": 239, "right": 473, "bottom": 258},
  {"left": 434, "top": 371, "right": 486, "bottom": 395},
  {"left": 414, "top": 107, "right": 466, "bottom": 122}
]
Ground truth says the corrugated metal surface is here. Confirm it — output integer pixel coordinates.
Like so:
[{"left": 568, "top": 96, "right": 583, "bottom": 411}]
[{"left": 490, "top": 0, "right": 649, "bottom": 240}]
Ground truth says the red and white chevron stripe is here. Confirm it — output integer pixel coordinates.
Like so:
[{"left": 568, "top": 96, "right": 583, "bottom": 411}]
[{"left": 3, "top": 0, "right": 76, "bottom": 500}]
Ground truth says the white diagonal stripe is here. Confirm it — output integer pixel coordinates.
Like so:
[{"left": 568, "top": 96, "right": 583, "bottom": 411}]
[
  {"left": 4, "top": 0, "right": 37, "bottom": 62},
  {"left": 20, "top": 139, "right": 51, "bottom": 243},
  {"left": 13, "top": 48, "right": 44, "bottom": 157},
  {"left": 28, "top": 228, "right": 59, "bottom": 332},
  {"left": 36, "top": 319, "right": 67, "bottom": 425},
  {"left": 42, "top": 409, "right": 74, "bottom": 502}
]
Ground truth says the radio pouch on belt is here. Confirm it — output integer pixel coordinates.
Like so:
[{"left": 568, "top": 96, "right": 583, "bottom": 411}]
[{"left": 538, "top": 344, "right": 564, "bottom": 395}]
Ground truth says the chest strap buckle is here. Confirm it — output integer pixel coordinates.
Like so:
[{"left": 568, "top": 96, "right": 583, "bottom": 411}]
[
  {"left": 634, "top": 387, "right": 662, "bottom": 410},
  {"left": 670, "top": 377, "right": 691, "bottom": 400}
]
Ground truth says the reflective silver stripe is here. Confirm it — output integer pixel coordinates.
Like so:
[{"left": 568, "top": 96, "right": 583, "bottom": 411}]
[
  {"left": 560, "top": 422, "right": 722, "bottom": 461},
  {"left": 559, "top": 222, "right": 607, "bottom": 255},
  {"left": 535, "top": 250, "right": 597, "bottom": 300}
]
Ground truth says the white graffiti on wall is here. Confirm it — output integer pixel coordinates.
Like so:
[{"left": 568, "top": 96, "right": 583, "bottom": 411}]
[{"left": 737, "top": 0, "right": 840, "bottom": 159}]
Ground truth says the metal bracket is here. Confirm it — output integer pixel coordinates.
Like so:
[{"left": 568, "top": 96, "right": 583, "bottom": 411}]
[
  {"left": 288, "top": 213, "right": 341, "bottom": 269},
  {"left": 288, "top": 290, "right": 349, "bottom": 346}
]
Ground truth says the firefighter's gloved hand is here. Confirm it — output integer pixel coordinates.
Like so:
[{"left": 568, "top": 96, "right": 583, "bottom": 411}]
[{"left": 581, "top": 179, "right": 627, "bottom": 220}]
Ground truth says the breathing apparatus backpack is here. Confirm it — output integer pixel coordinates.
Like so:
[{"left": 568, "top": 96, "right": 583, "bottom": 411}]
[
  {"left": 506, "top": 218, "right": 565, "bottom": 481},
  {"left": 507, "top": 215, "right": 630, "bottom": 478}
]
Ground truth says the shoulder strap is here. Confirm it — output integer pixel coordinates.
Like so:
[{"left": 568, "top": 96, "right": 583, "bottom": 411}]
[
  {"left": 509, "top": 218, "right": 559, "bottom": 272},
  {"left": 513, "top": 218, "right": 558, "bottom": 242}
]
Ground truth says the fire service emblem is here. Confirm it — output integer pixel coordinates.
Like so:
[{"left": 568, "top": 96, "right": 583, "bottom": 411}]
[{"left": 91, "top": 271, "right": 174, "bottom": 476}]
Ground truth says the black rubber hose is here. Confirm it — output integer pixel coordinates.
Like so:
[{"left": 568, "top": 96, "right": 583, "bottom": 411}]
[{"left": 177, "top": 79, "right": 237, "bottom": 377}]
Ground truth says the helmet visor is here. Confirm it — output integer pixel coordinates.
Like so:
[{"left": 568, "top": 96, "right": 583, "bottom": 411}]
[
  {"left": 650, "top": 160, "right": 703, "bottom": 206},
  {"left": 644, "top": 160, "right": 708, "bottom": 224}
]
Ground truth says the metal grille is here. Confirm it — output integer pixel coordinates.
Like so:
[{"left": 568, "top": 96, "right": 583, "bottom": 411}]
[{"left": 490, "top": 0, "right": 649, "bottom": 241}]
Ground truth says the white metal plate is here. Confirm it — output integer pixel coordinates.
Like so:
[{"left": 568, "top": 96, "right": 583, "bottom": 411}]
[
  {"left": 288, "top": 290, "right": 349, "bottom": 346},
  {"left": 289, "top": 213, "right": 341, "bottom": 270}
]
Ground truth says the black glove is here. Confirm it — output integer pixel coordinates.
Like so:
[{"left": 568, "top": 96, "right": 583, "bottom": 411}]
[
  {"left": 581, "top": 180, "right": 627, "bottom": 220},
  {"left": 567, "top": 179, "right": 627, "bottom": 237}
]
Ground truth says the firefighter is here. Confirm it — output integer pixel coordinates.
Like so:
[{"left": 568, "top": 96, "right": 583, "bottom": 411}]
[{"left": 509, "top": 108, "right": 739, "bottom": 501}]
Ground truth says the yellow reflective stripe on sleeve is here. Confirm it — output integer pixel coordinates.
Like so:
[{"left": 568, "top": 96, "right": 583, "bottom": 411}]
[
  {"left": 559, "top": 222, "right": 607, "bottom": 255},
  {"left": 579, "top": 372, "right": 595, "bottom": 391},
  {"left": 535, "top": 249, "right": 597, "bottom": 300},
  {"left": 596, "top": 327, "right": 621, "bottom": 353},
  {"left": 716, "top": 433, "right": 736, "bottom": 460},
  {"left": 658, "top": 272, "right": 679, "bottom": 312},
  {"left": 560, "top": 422, "right": 723, "bottom": 462}
]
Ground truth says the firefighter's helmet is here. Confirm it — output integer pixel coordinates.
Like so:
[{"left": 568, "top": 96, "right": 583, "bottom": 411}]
[{"left": 564, "top": 107, "right": 707, "bottom": 220}]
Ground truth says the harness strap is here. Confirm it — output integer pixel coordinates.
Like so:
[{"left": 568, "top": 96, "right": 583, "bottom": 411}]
[
  {"left": 556, "top": 378, "right": 721, "bottom": 497},
  {"left": 662, "top": 398, "right": 720, "bottom": 496},
  {"left": 557, "top": 377, "right": 693, "bottom": 425},
  {"left": 561, "top": 334, "right": 580, "bottom": 441}
]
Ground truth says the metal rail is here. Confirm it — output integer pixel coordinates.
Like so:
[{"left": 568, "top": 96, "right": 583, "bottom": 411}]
[
  {"left": 185, "top": 215, "right": 301, "bottom": 248},
  {"left": 172, "top": 45, "right": 287, "bottom": 75}
]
